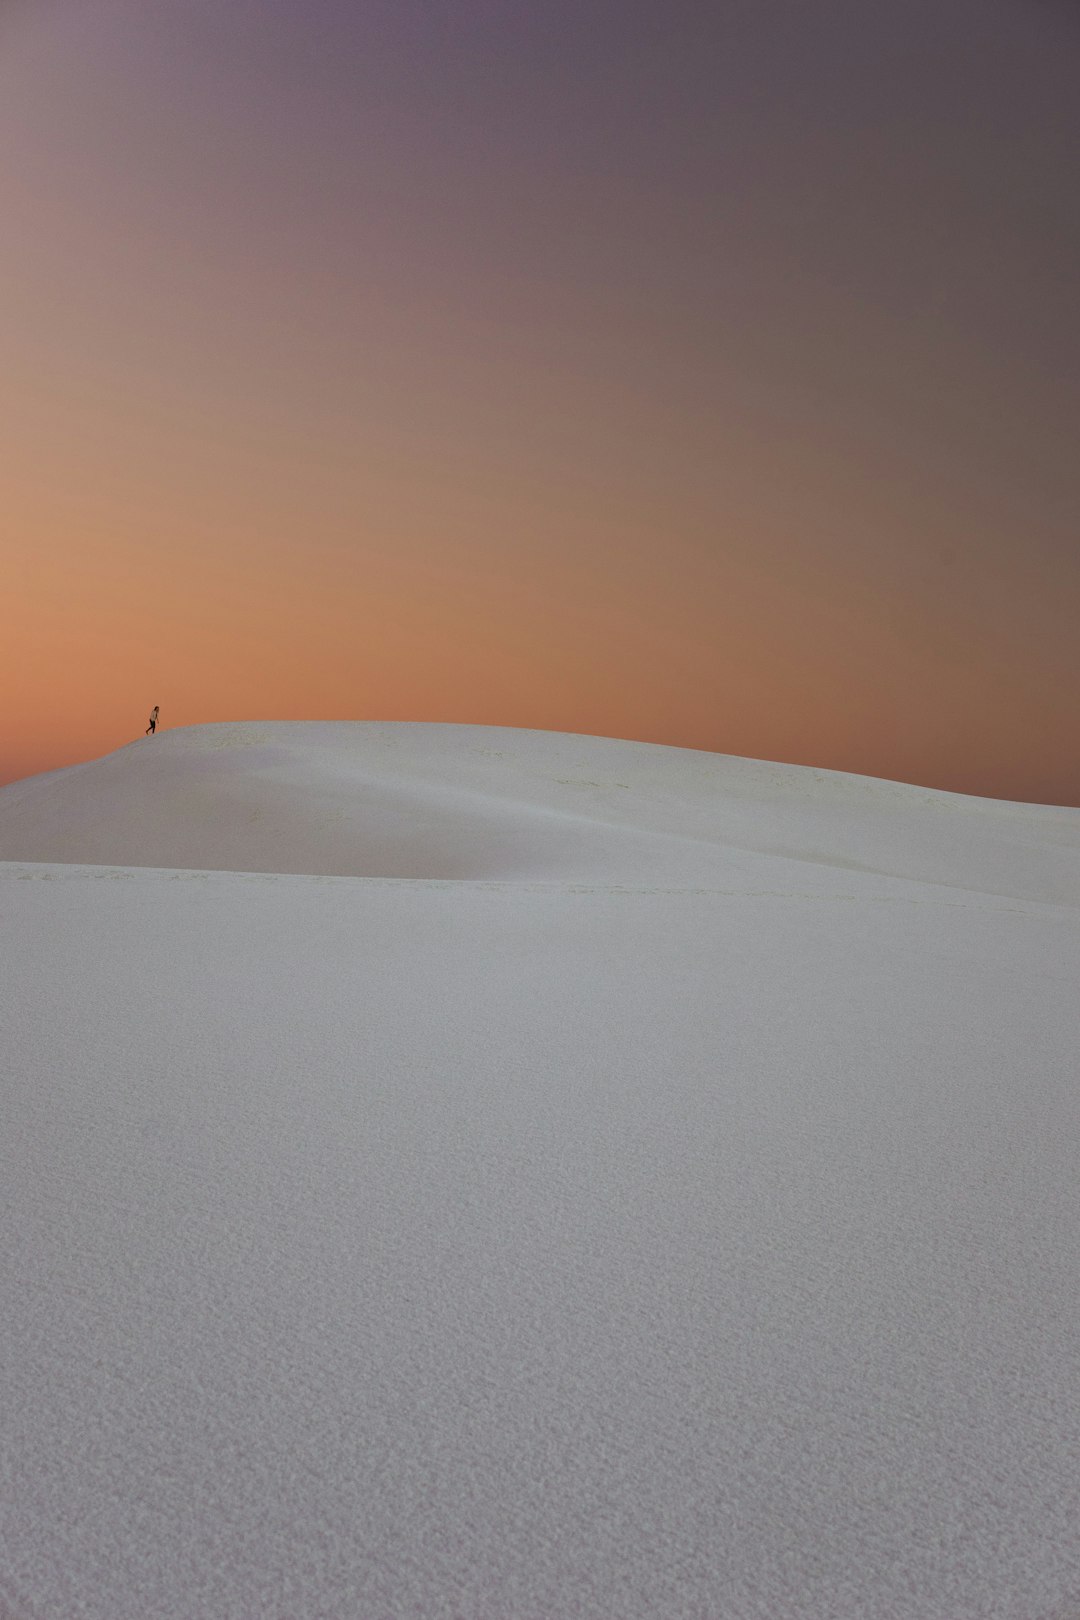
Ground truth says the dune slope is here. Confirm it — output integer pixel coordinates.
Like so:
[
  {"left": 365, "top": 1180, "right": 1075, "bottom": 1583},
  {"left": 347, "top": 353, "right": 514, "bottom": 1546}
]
[
  {"left": 1, "top": 720, "right": 1077, "bottom": 901},
  {"left": 2, "top": 724, "right": 1079, "bottom": 1620}
]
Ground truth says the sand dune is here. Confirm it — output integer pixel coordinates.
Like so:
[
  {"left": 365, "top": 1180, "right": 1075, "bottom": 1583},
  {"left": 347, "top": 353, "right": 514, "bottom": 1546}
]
[
  {"left": 1, "top": 720, "right": 1076, "bottom": 901},
  {"left": 2, "top": 725, "right": 1079, "bottom": 1619}
]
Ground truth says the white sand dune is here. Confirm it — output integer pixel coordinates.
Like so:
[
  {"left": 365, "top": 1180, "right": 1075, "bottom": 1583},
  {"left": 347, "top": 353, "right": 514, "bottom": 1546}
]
[
  {"left": 2, "top": 720, "right": 1077, "bottom": 900},
  {"left": 2, "top": 722, "right": 1079, "bottom": 1619}
]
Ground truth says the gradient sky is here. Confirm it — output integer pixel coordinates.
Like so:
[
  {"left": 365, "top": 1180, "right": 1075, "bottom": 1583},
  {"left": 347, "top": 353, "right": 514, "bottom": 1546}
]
[{"left": 3, "top": 0, "right": 1078, "bottom": 803}]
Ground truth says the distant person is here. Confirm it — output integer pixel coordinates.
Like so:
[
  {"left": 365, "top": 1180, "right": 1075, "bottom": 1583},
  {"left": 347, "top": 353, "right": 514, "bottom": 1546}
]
[{"left": 146, "top": 705, "right": 159, "bottom": 736}]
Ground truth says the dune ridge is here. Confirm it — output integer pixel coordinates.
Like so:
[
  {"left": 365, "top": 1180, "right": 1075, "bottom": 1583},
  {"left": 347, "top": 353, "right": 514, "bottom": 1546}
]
[{"left": 1, "top": 721, "right": 1075, "bottom": 903}]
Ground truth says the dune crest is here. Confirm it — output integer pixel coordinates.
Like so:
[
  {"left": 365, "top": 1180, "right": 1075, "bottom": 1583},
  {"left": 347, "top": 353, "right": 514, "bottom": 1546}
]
[{"left": 1, "top": 721, "right": 1075, "bottom": 903}]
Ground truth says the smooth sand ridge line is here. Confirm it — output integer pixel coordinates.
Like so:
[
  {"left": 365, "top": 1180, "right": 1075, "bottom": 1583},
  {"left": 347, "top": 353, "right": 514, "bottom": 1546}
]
[{"left": 1, "top": 720, "right": 1077, "bottom": 901}]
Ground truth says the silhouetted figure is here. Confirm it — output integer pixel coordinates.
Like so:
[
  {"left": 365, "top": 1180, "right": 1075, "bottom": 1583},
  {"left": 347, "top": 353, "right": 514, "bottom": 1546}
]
[{"left": 146, "top": 705, "right": 159, "bottom": 736}]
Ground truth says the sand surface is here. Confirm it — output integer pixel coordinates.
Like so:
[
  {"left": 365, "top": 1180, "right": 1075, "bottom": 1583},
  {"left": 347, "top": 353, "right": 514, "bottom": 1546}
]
[{"left": 2, "top": 723, "right": 1079, "bottom": 1618}]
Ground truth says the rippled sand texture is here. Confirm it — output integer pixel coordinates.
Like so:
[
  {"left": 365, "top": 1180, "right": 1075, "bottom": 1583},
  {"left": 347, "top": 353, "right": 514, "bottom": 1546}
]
[{"left": 2, "top": 723, "right": 1078, "bottom": 1618}]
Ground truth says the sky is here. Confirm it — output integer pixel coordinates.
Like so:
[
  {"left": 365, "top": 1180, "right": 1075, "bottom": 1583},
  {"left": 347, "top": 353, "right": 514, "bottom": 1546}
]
[{"left": 2, "top": 0, "right": 1078, "bottom": 804}]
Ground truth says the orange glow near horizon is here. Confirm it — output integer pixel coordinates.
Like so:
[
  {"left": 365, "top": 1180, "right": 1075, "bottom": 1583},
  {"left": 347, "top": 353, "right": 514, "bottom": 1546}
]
[{"left": 3, "top": 2, "right": 1079, "bottom": 805}]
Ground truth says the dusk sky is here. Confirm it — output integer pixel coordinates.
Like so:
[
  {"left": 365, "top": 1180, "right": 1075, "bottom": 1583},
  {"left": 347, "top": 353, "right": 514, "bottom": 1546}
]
[{"left": 3, "top": 0, "right": 1078, "bottom": 803}]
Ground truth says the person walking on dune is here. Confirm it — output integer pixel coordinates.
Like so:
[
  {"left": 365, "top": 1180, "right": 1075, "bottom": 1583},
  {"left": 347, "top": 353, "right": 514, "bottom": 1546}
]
[{"left": 146, "top": 705, "right": 159, "bottom": 736}]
